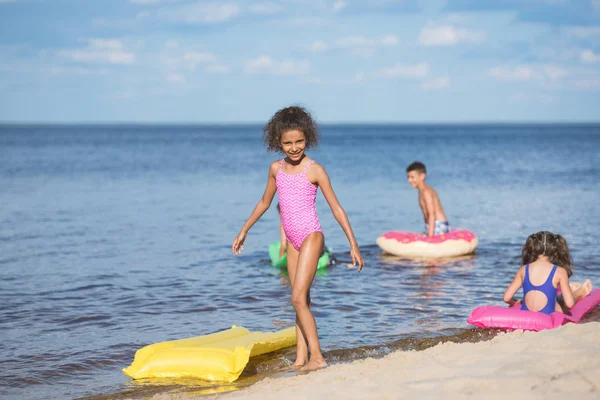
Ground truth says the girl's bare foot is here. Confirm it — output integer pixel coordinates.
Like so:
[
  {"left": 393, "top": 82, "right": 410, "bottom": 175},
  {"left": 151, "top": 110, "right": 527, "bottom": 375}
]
[
  {"left": 574, "top": 280, "right": 593, "bottom": 300},
  {"left": 570, "top": 282, "right": 582, "bottom": 292},
  {"left": 283, "top": 360, "right": 306, "bottom": 371},
  {"left": 300, "top": 357, "right": 327, "bottom": 372}
]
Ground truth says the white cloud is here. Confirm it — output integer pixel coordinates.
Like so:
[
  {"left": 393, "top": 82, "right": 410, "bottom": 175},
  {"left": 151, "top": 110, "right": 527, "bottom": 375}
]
[
  {"left": 334, "top": 35, "right": 399, "bottom": 48},
  {"left": 275, "top": 16, "right": 329, "bottom": 28},
  {"left": 377, "top": 62, "right": 430, "bottom": 78},
  {"left": 335, "top": 36, "right": 372, "bottom": 47},
  {"left": 418, "top": 24, "right": 485, "bottom": 46},
  {"left": 160, "top": 47, "right": 228, "bottom": 75},
  {"left": 443, "top": 13, "right": 471, "bottom": 24},
  {"left": 308, "top": 34, "right": 399, "bottom": 55},
  {"left": 543, "top": 65, "right": 569, "bottom": 81},
  {"left": 488, "top": 65, "right": 536, "bottom": 81},
  {"left": 491, "top": 65, "right": 600, "bottom": 92},
  {"left": 244, "top": 56, "right": 310, "bottom": 75},
  {"left": 333, "top": 0, "right": 346, "bottom": 13},
  {"left": 59, "top": 39, "right": 135, "bottom": 65},
  {"left": 489, "top": 65, "right": 569, "bottom": 82},
  {"left": 310, "top": 40, "right": 329, "bottom": 52},
  {"left": 353, "top": 72, "right": 365, "bottom": 83},
  {"left": 511, "top": 92, "right": 557, "bottom": 104},
  {"left": 563, "top": 26, "right": 600, "bottom": 39},
  {"left": 143, "top": 2, "right": 241, "bottom": 24},
  {"left": 303, "top": 72, "right": 367, "bottom": 86},
  {"left": 244, "top": 55, "right": 272, "bottom": 71},
  {"left": 537, "top": 0, "right": 567, "bottom": 4},
  {"left": 421, "top": 76, "right": 449, "bottom": 90},
  {"left": 183, "top": 51, "right": 218, "bottom": 69},
  {"left": 249, "top": 2, "right": 284, "bottom": 14},
  {"left": 129, "top": 0, "right": 164, "bottom": 4},
  {"left": 205, "top": 63, "right": 231, "bottom": 73},
  {"left": 166, "top": 73, "right": 186, "bottom": 83},
  {"left": 278, "top": 60, "right": 310, "bottom": 75},
  {"left": 573, "top": 77, "right": 600, "bottom": 90},
  {"left": 351, "top": 47, "right": 376, "bottom": 58},
  {"left": 580, "top": 49, "right": 600, "bottom": 64},
  {"left": 380, "top": 35, "right": 400, "bottom": 46},
  {"left": 42, "top": 66, "right": 108, "bottom": 76}
]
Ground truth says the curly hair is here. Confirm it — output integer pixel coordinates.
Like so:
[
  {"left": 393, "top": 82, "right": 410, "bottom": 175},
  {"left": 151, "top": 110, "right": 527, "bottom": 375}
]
[
  {"left": 521, "top": 231, "right": 573, "bottom": 276},
  {"left": 262, "top": 106, "right": 320, "bottom": 152}
]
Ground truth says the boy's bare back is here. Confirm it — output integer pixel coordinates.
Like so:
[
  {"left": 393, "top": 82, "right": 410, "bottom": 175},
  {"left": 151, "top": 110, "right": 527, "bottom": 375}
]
[{"left": 418, "top": 184, "right": 447, "bottom": 224}]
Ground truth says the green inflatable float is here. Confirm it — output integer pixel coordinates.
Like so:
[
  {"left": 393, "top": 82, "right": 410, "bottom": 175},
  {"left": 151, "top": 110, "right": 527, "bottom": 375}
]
[{"left": 268, "top": 241, "right": 332, "bottom": 270}]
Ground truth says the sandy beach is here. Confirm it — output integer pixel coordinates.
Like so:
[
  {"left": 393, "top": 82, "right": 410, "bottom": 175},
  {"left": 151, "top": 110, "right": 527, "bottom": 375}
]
[{"left": 157, "top": 322, "right": 600, "bottom": 400}]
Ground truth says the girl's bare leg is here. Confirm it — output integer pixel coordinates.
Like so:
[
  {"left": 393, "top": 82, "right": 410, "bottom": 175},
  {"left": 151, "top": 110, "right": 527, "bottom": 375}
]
[
  {"left": 556, "top": 280, "right": 593, "bottom": 312},
  {"left": 292, "top": 232, "right": 327, "bottom": 371},
  {"left": 286, "top": 242, "right": 309, "bottom": 368}
]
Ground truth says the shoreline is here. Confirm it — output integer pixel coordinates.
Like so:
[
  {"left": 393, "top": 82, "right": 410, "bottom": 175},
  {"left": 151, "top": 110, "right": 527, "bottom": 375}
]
[{"left": 153, "top": 322, "right": 600, "bottom": 400}]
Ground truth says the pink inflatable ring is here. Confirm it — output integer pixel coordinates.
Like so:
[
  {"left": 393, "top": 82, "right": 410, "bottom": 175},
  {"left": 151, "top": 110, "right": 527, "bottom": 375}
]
[{"left": 376, "top": 229, "right": 478, "bottom": 258}]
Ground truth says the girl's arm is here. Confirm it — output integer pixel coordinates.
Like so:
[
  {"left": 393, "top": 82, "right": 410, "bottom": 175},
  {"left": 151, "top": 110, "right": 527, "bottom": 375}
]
[
  {"left": 557, "top": 268, "right": 576, "bottom": 309},
  {"left": 312, "top": 164, "right": 364, "bottom": 271},
  {"left": 279, "top": 222, "right": 287, "bottom": 258},
  {"left": 503, "top": 267, "right": 524, "bottom": 305},
  {"left": 232, "top": 162, "right": 278, "bottom": 255}
]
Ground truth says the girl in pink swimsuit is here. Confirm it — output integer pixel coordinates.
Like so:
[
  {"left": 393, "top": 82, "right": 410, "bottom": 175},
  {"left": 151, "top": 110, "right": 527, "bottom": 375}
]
[{"left": 232, "top": 106, "right": 364, "bottom": 372}]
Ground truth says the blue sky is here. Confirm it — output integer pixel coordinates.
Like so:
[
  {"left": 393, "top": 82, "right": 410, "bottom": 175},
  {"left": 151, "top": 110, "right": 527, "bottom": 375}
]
[{"left": 1, "top": 0, "right": 599, "bottom": 123}]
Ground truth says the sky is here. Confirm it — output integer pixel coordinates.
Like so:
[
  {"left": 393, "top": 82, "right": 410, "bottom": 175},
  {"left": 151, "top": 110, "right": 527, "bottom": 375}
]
[{"left": 1, "top": 0, "right": 599, "bottom": 123}]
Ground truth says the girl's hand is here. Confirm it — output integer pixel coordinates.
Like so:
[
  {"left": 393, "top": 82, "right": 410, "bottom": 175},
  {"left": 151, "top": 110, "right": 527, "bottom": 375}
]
[
  {"left": 232, "top": 231, "right": 247, "bottom": 255},
  {"left": 350, "top": 245, "right": 364, "bottom": 272},
  {"left": 507, "top": 298, "right": 521, "bottom": 306}
]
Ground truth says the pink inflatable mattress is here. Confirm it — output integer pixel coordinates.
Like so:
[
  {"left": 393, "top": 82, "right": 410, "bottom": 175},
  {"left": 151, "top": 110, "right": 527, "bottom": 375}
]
[{"left": 467, "top": 289, "right": 600, "bottom": 331}]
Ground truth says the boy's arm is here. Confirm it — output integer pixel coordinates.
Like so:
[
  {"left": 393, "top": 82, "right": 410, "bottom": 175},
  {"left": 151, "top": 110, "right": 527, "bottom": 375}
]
[
  {"left": 503, "top": 267, "right": 524, "bottom": 305},
  {"left": 423, "top": 190, "right": 436, "bottom": 236}
]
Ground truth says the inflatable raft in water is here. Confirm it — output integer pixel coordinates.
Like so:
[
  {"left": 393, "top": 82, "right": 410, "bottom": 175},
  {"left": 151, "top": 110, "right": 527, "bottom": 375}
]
[
  {"left": 123, "top": 326, "right": 296, "bottom": 382},
  {"left": 468, "top": 289, "right": 600, "bottom": 332},
  {"left": 376, "top": 229, "right": 478, "bottom": 258},
  {"left": 268, "top": 241, "right": 332, "bottom": 269}
]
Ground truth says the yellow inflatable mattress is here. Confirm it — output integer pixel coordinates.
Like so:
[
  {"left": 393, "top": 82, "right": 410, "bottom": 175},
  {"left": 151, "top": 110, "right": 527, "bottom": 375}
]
[{"left": 122, "top": 326, "right": 296, "bottom": 382}]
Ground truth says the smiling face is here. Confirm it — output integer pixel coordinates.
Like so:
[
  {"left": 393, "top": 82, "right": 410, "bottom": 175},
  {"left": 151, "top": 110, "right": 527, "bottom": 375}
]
[
  {"left": 280, "top": 129, "right": 306, "bottom": 162},
  {"left": 407, "top": 170, "right": 426, "bottom": 188}
]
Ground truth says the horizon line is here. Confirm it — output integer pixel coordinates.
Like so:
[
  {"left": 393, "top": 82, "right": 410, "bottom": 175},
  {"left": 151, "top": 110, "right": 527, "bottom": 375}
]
[{"left": 2, "top": 120, "right": 600, "bottom": 126}]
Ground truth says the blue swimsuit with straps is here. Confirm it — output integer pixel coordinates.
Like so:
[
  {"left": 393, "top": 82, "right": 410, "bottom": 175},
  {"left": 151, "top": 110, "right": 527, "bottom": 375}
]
[{"left": 521, "top": 264, "right": 558, "bottom": 315}]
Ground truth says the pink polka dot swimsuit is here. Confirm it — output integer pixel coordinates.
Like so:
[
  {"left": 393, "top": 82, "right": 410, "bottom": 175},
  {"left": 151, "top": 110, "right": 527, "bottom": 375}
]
[{"left": 276, "top": 159, "right": 323, "bottom": 250}]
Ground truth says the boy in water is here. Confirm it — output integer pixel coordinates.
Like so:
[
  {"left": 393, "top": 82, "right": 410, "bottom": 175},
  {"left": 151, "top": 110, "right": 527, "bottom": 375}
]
[{"left": 406, "top": 161, "right": 450, "bottom": 237}]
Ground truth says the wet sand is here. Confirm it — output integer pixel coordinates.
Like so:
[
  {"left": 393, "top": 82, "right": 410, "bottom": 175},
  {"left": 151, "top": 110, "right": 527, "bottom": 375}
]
[{"left": 155, "top": 322, "right": 600, "bottom": 400}]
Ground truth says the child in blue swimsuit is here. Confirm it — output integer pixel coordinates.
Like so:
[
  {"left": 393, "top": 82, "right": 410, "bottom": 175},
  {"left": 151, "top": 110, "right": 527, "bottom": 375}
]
[{"left": 503, "top": 231, "right": 593, "bottom": 314}]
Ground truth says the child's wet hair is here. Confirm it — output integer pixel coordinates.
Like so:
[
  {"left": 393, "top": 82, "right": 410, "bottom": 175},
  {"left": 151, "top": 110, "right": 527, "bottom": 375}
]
[
  {"left": 262, "top": 106, "right": 320, "bottom": 152},
  {"left": 521, "top": 231, "right": 573, "bottom": 276},
  {"left": 406, "top": 161, "right": 426, "bottom": 174}
]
